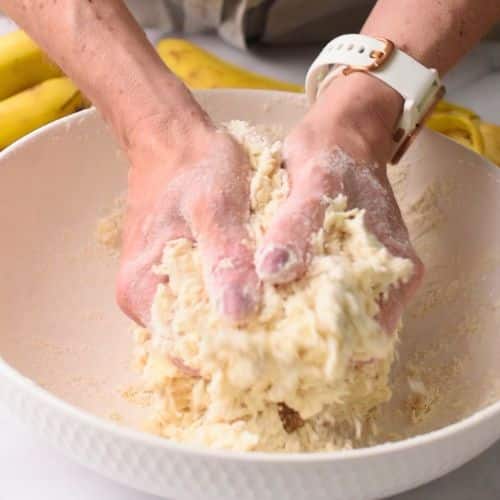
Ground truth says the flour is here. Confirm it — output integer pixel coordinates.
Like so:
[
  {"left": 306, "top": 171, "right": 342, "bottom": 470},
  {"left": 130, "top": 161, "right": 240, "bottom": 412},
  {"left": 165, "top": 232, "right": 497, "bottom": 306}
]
[
  {"left": 96, "top": 195, "right": 125, "bottom": 256},
  {"left": 404, "top": 178, "right": 455, "bottom": 242},
  {"left": 133, "top": 121, "right": 414, "bottom": 452}
]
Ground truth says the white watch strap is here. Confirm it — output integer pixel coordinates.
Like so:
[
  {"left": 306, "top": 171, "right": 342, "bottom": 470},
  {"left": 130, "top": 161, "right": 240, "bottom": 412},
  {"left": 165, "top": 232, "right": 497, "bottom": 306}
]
[{"left": 305, "top": 34, "right": 445, "bottom": 163}]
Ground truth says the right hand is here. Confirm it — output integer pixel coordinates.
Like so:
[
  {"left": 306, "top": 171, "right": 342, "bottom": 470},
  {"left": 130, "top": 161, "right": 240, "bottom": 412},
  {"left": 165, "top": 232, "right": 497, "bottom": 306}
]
[
  {"left": 256, "top": 73, "right": 425, "bottom": 334},
  {"left": 115, "top": 107, "right": 260, "bottom": 327}
]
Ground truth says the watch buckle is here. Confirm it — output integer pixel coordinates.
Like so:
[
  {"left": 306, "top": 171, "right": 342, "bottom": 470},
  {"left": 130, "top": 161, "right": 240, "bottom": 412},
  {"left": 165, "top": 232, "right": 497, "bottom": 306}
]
[{"left": 343, "top": 37, "right": 395, "bottom": 76}]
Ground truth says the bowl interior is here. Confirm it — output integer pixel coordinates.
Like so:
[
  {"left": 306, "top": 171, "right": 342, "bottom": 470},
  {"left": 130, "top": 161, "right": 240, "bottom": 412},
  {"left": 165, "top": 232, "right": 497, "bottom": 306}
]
[{"left": 0, "top": 90, "right": 499, "bottom": 443}]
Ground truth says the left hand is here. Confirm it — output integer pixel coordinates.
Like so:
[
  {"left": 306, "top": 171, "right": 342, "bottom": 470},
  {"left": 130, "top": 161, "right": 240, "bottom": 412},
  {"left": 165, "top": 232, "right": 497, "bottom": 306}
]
[
  {"left": 256, "top": 72, "right": 424, "bottom": 333},
  {"left": 116, "top": 93, "right": 260, "bottom": 327}
]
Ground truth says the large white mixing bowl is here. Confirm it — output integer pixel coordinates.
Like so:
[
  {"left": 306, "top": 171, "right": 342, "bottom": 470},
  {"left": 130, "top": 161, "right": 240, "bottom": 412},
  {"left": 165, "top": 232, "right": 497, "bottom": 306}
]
[{"left": 0, "top": 90, "right": 499, "bottom": 500}]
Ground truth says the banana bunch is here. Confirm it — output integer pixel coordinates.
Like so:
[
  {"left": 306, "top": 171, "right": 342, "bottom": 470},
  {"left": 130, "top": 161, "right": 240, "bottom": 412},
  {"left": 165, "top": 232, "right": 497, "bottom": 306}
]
[
  {"left": 0, "top": 30, "right": 89, "bottom": 150},
  {"left": 0, "top": 77, "right": 89, "bottom": 149},
  {"left": 0, "top": 30, "right": 62, "bottom": 100}
]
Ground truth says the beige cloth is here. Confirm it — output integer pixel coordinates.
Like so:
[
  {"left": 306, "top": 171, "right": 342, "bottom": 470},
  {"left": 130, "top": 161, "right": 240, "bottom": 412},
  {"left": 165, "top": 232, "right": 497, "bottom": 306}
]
[
  {"left": 125, "top": 0, "right": 376, "bottom": 47},
  {"left": 125, "top": 0, "right": 500, "bottom": 48}
]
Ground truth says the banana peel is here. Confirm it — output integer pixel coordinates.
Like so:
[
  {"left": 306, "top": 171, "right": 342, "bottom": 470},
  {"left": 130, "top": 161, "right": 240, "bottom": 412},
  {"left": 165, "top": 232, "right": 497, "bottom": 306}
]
[
  {"left": 156, "top": 38, "right": 303, "bottom": 92},
  {"left": 0, "top": 30, "right": 62, "bottom": 101},
  {"left": 0, "top": 77, "right": 89, "bottom": 150}
]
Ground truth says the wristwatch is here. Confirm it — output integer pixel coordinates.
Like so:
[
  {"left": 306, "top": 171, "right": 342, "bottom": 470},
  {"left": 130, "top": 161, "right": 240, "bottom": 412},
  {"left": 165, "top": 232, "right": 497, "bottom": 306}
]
[{"left": 305, "top": 34, "right": 445, "bottom": 164}]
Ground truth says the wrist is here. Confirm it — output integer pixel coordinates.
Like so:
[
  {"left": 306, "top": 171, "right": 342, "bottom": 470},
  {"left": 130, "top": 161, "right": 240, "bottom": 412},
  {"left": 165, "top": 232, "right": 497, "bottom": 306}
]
[
  {"left": 119, "top": 77, "right": 214, "bottom": 162},
  {"left": 308, "top": 71, "right": 403, "bottom": 165}
]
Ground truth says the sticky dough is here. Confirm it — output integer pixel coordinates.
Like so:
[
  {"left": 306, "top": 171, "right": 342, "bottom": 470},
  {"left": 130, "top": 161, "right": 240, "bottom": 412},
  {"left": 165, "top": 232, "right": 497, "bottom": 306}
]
[{"left": 135, "top": 121, "right": 413, "bottom": 452}]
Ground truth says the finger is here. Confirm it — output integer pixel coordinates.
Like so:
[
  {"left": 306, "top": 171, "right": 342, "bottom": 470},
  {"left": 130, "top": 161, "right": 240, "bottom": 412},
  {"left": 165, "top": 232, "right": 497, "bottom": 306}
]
[
  {"left": 116, "top": 242, "right": 167, "bottom": 327},
  {"left": 199, "top": 224, "right": 260, "bottom": 322},
  {"left": 117, "top": 208, "right": 190, "bottom": 327},
  {"left": 185, "top": 200, "right": 260, "bottom": 323},
  {"left": 344, "top": 166, "right": 425, "bottom": 332},
  {"left": 345, "top": 165, "right": 413, "bottom": 263},
  {"left": 256, "top": 160, "right": 342, "bottom": 284}
]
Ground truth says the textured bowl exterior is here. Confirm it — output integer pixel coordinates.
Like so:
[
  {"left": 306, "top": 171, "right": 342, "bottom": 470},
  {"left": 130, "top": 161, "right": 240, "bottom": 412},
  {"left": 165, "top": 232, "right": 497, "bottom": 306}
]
[
  {"left": 1, "top": 90, "right": 500, "bottom": 499},
  {"left": 2, "top": 362, "right": 500, "bottom": 500}
]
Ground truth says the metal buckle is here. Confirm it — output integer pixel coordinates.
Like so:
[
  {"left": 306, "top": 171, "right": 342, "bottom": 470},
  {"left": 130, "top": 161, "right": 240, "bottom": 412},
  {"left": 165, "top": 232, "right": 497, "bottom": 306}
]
[{"left": 343, "top": 37, "right": 395, "bottom": 76}]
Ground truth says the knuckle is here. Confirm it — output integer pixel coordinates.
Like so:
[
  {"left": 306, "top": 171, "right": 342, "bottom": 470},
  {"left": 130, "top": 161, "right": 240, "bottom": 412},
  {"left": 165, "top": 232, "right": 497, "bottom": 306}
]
[
  {"left": 276, "top": 199, "right": 325, "bottom": 240},
  {"left": 186, "top": 189, "right": 246, "bottom": 233},
  {"left": 283, "top": 122, "right": 315, "bottom": 157},
  {"left": 289, "top": 157, "right": 343, "bottom": 202}
]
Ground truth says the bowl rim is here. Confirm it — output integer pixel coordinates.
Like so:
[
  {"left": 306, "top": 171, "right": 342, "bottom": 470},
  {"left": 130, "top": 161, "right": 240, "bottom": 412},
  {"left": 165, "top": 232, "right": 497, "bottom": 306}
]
[
  {"left": 2, "top": 88, "right": 499, "bottom": 173},
  {"left": 1, "top": 90, "right": 499, "bottom": 463}
]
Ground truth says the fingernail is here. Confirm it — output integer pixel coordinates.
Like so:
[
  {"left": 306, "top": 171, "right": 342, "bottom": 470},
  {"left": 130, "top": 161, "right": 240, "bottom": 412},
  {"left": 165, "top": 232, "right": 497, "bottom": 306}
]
[
  {"left": 256, "top": 244, "right": 299, "bottom": 284},
  {"left": 217, "top": 283, "right": 258, "bottom": 323}
]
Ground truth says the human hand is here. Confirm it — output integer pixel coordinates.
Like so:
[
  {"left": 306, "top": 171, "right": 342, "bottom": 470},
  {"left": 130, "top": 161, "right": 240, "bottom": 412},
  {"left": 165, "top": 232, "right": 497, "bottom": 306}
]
[
  {"left": 116, "top": 105, "right": 259, "bottom": 327},
  {"left": 256, "top": 73, "right": 424, "bottom": 333}
]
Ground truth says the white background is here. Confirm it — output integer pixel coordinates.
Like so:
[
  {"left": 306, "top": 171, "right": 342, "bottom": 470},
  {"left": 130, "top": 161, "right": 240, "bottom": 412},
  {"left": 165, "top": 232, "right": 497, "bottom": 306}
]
[{"left": 1, "top": 16, "right": 500, "bottom": 500}]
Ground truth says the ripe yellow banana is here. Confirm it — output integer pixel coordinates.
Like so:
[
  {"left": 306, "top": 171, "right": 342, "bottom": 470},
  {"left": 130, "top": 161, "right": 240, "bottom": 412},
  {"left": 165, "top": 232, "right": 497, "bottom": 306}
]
[
  {"left": 426, "top": 111, "right": 485, "bottom": 155},
  {"left": 480, "top": 122, "right": 500, "bottom": 166},
  {"left": 0, "top": 30, "right": 62, "bottom": 101},
  {"left": 426, "top": 100, "right": 500, "bottom": 165},
  {"left": 434, "top": 100, "right": 478, "bottom": 119},
  {"left": 0, "top": 77, "right": 89, "bottom": 150},
  {"left": 156, "top": 38, "right": 303, "bottom": 92}
]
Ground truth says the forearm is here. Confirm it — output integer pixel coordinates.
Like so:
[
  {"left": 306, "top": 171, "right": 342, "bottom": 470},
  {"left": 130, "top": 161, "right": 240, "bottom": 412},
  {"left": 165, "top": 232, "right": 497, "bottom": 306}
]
[
  {"left": 363, "top": 0, "right": 500, "bottom": 75},
  {"left": 0, "top": 0, "right": 203, "bottom": 151}
]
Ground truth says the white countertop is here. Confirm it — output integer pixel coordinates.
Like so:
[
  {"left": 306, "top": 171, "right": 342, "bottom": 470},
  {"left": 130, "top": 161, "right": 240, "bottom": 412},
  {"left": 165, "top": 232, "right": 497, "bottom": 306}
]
[{"left": 1, "top": 17, "right": 500, "bottom": 500}]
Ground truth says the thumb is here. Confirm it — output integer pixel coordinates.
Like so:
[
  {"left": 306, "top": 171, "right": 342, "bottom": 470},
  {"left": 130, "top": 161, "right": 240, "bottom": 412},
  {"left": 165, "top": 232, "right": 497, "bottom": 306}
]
[{"left": 256, "top": 157, "right": 343, "bottom": 284}]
